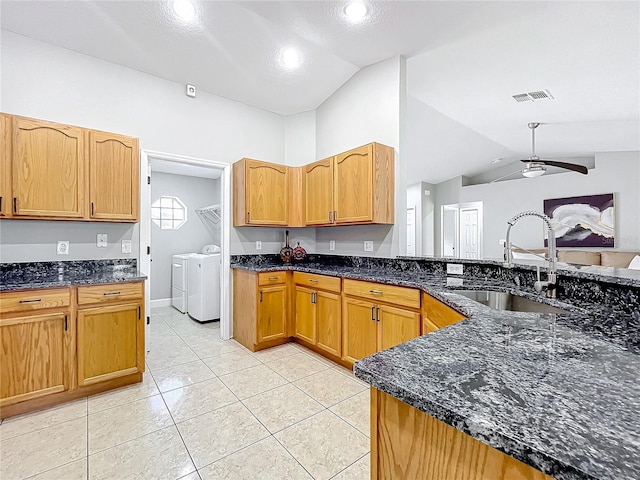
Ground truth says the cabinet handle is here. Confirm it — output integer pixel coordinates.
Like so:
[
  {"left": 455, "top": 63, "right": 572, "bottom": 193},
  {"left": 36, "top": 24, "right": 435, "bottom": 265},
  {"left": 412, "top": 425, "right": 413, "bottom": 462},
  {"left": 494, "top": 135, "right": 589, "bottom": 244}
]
[
  {"left": 268, "top": 276, "right": 279, "bottom": 281},
  {"left": 371, "top": 306, "right": 375, "bottom": 321},
  {"left": 369, "top": 290, "right": 383, "bottom": 295},
  {"left": 64, "top": 315, "right": 68, "bottom": 331},
  {"left": 260, "top": 291, "right": 263, "bottom": 302},
  {"left": 247, "top": 212, "right": 250, "bottom": 223},
  {"left": 138, "top": 306, "right": 141, "bottom": 319},
  {"left": 13, "top": 197, "right": 17, "bottom": 213},
  {"left": 91, "top": 202, "right": 95, "bottom": 216},
  {"left": 308, "top": 279, "right": 318, "bottom": 283},
  {"left": 328, "top": 211, "right": 332, "bottom": 222},
  {"left": 333, "top": 210, "right": 337, "bottom": 222},
  {"left": 0, "top": 196, "right": 2, "bottom": 212},
  {"left": 103, "top": 291, "right": 121, "bottom": 296},
  {"left": 311, "top": 292, "right": 316, "bottom": 304},
  {"left": 19, "top": 298, "right": 42, "bottom": 304},
  {"left": 376, "top": 308, "right": 380, "bottom": 322}
]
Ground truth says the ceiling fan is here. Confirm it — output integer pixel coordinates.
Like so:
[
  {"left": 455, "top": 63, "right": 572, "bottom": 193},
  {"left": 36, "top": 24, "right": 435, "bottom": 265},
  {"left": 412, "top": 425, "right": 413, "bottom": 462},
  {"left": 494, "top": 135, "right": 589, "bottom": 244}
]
[{"left": 491, "top": 123, "right": 588, "bottom": 183}]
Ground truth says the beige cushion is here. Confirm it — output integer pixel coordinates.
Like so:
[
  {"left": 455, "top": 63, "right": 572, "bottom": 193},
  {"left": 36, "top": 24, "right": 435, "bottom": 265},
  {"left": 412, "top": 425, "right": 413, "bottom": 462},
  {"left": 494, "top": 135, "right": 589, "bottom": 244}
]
[
  {"left": 600, "top": 251, "right": 640, "bottom": 268},
  {"left": 557, "top": 250, "right": 601, "bottom": 266}
]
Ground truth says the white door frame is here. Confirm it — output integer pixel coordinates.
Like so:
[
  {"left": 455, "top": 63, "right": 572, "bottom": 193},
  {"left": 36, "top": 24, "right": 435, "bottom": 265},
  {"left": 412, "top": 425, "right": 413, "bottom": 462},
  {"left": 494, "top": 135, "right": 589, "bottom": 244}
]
[
  {"left": 440, "top": 201, "right": 484, "bottom": 259},
  {"left": 406, "top": 206, "right": 416, "bottom": 256},
  {"left": 139, "top": 149, "right": 232, "bottom": 341}
]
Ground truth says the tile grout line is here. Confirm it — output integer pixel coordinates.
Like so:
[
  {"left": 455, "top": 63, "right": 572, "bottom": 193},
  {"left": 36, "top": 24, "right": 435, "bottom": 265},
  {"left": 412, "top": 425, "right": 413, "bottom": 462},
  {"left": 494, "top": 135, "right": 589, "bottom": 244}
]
[
  {"left": 86, "top": 396, "right": 90, "bottom": 480},
  {"left": 327, "top": 451, "right": 369, "bottom": 480}
]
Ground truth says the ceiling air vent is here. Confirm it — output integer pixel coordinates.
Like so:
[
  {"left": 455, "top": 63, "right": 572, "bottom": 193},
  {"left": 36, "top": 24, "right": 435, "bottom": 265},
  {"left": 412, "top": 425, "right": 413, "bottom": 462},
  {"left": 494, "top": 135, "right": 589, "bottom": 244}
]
[{"left": 512, "top": 89, "right": 554, "bottom": 103}]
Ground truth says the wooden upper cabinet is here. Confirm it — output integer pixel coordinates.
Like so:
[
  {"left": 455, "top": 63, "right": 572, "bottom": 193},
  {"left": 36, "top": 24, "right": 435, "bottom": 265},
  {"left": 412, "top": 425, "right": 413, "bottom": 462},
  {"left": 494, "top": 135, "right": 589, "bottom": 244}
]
[
  {"left": 89, "top": 130, "right": 139, "bottom": 221},
  {"left": 12, "top": 116, "right": 84, "bottom": 218},
  {"left": 334, "top": 143, "right": 394, "bottom": 225},
  {"left": 234, "top": 159, "right": 288, "bottom": 226},
  {"left": 0, "top": 114, "right": 11, "bottom": 217},
  {"left": 305, "top": 157, "right": 334, "bottom": 225}
]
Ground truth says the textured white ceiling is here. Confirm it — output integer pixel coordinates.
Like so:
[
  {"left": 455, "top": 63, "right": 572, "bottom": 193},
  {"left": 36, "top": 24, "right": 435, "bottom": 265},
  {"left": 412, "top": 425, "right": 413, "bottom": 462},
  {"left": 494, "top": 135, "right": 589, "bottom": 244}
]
[
  {"left": 1, "top": 0, "right": 638, "bottom": 180},
  {"left": 151, "top": 159, "right": 222, "bottom": 179}
]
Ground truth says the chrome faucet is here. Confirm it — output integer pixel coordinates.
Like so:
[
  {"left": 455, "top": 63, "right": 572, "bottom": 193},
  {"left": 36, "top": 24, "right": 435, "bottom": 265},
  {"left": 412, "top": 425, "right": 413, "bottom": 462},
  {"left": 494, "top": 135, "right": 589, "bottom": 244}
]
[{"left": 503, "top": 211, "right": 557, "bottom": 298}]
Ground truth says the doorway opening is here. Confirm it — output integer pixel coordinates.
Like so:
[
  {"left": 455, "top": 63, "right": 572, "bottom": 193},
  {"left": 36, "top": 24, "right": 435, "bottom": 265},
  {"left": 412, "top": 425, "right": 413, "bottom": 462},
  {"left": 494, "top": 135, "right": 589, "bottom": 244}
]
[
  {"left": 441, "top": 201, "right": 483, "bottom": 259},
  {"left": 139, "top": 150, "right": 232, "bottom": 341}
]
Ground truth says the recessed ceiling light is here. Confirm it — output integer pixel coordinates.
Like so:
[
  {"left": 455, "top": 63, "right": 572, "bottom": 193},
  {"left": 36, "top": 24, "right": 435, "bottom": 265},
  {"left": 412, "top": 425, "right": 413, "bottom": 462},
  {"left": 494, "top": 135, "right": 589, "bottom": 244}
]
[
  {"left": 344, "top": 2, "right": 368, "bottom": 23},
  {"left": 172, "top": 0, "right": 196, "bottom": 22},
  {"left": 491, "top": 158, "right": 502, "bottom": 164},
  {"left": 280, "top": 47, "right": 302, "bottom": 70}
]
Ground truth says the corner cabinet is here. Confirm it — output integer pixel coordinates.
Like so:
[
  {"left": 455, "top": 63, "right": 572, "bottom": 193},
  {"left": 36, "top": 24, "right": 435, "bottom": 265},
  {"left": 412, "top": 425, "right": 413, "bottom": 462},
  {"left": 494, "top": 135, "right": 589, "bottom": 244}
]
[
  {"left": 422, "top": 292, "right": 466, "bottom": 333},
  {"left": 89, "top": 130, "right": 139, "bottom": 222},
  {"left": 0, "top": 113, "right": 140, "bottom": 223},
  {"left": 11, "top": 116, "right": 85, "bottom": 218},
  {"left": 233, "top": 159, "right": 288, "bottom": 226}
]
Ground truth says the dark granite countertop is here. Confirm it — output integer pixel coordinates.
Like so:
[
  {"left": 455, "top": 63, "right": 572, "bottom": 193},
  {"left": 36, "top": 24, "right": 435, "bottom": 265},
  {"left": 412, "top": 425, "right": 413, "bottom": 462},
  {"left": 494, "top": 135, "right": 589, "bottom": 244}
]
[
  {"left": 232, "top": 255, "right": 640, "bottom": 480},
  {"left": 1, "top": 260, "right": 146, "bottom": 291}
]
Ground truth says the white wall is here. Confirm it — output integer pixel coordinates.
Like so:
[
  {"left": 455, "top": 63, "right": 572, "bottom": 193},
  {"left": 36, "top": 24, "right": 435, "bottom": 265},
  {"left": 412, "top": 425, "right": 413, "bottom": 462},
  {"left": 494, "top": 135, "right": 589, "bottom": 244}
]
[
  {"left": 150, "top": 172, "right": 219, "bottom": 301},
  {"left": 315, "top": 57, "right": 405, "bottom": 257},
  {"left": 285, "top": 111, "right": 316, "bottom": 167},
  {"left": 433, "top": 151, "right": 640, "bottom": 258},
  {"left": 0, "top": 31, "right": 286, "bottom": 257},
  {"left": 406, "top": 183, "right": 423, "bottom": 255}
]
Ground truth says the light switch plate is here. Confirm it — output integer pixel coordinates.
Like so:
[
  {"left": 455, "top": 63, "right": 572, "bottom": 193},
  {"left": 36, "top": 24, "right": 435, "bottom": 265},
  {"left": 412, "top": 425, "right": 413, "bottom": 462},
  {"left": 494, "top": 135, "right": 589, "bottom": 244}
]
[
  {"left": 447, "top": 277, "right": 464, "bottom": 287},
  {"left": 121, "top": 240, "right": 132, "bottom": 254},
  {"left": 57, "top": 241, "right": 69, "bottom": 255},
  {"left": 97, "top": 234, "right": 107, "bottom": 248},
  {"left": 256, "top": 241, "right": 262, "bottom": 250},
  {"left": 446, "top": 263, "right": 464, "bottom": 275},
  {"left": 364, "top": 241, "right": 374, "bottom": 252},
  {"left": 329, "top": 240, "right": 335, "bottom": 251}
]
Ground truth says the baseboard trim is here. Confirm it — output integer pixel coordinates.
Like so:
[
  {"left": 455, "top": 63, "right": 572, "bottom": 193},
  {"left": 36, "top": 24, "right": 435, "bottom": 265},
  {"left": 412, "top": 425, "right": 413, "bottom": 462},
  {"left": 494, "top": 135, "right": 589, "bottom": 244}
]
[{"left": 151, "top": 298, "right": 172, "bottom": 308}]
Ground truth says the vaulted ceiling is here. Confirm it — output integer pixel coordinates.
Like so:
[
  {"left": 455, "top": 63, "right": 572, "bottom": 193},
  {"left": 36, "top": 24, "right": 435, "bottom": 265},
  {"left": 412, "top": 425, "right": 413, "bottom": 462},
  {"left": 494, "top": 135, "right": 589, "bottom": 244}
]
[{"left": 2, "top": 1, "right": 638, "bottom": 182}]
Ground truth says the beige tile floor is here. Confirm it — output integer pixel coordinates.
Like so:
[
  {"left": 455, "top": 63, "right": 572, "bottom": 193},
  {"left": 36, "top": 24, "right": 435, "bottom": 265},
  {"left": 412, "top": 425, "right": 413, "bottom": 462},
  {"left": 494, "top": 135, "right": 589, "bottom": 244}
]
[{"left": 0, "top": 307, "right": 371, "bottom": 480}]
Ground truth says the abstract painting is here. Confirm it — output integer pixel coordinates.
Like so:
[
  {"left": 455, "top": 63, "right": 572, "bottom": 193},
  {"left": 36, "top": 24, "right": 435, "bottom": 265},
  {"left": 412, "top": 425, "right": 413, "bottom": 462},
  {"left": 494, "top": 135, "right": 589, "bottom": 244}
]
[{"left": 543, "top": 193, "right": 615, "bottom": 247}]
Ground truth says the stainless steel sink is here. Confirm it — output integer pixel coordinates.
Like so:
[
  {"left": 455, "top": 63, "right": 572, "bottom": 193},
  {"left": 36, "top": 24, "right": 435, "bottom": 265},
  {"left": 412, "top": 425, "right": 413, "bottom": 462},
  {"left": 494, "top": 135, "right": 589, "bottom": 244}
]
[{"left": 453, "top": 290, "right": 571, "bottom": 314}]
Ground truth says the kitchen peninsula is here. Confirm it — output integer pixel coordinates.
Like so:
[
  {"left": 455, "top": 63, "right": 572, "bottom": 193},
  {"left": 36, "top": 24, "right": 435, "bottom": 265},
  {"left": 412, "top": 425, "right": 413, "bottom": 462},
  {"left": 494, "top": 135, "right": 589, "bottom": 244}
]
[{"left": 231, "top": 254, "right": 640, "bottom": 480}]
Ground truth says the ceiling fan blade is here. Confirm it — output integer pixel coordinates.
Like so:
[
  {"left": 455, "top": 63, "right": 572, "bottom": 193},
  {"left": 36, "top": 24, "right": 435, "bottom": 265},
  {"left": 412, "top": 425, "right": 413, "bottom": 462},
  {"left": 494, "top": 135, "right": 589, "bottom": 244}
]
[
  {"left": 537, "top": 160, "right": 588, "bottom": 174},
  {"left": 490, "top": 170, "right": 522, "bottom": 183}
]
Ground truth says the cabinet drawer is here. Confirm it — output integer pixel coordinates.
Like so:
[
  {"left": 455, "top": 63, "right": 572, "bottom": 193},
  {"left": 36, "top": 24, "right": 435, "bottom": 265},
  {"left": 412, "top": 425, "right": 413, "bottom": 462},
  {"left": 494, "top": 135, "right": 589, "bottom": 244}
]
[
  {"left": 343, "top": 279, "right": 420, "bottom": 309},
  {"left": 258, "top": 272, "right": 287, "bottom": 286},
  {"left": 0, "top": 288, "right": 71, "bottom": 314},
  {"left": 293, "top": 272, "right": 341, "bottom": 293},
  {"left": 78, "top": 282, "right": 143, "bottom": 305}
]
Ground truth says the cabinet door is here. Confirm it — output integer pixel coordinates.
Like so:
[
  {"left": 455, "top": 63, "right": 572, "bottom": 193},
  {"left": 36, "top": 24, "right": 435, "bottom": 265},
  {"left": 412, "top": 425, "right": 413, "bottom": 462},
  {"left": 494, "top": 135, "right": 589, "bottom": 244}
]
[
  {"left": 257, "top": 285, "right": 288, "bottom": 343},
  {"left": 0, "top": 312, "right": 69, "bottom": 407},
  {"left": 378, "top": 304, "right": 421, "bottom": 351},
  {"left": 12, "top": 117, "right": 84, "bottom": 218},
  {"left": 77, "top": 302, "right": 144, "bottom": 386},
  {"left": 305, "top": 158, "right": 334, "bottom": 225},
  {"left": 334, "top": 145, "right": 372, "bottom": 223},
  {"left": 246, "top": 160, "right": 288, "bottom": 225},
  {"left": 89, "top": 130, "right": 139, "bottom": 221},
  {"left": 342, "top": 297, "right": 377, "bottom": 364},
  {"left": 316, "top": 290, "right": 341, "bottom": 357},
  {"left": 294, "top": 286, "right": 316, "bottom": 344},
  {"left": 0, "top": 114, "right": 11, "bottom": 217}
]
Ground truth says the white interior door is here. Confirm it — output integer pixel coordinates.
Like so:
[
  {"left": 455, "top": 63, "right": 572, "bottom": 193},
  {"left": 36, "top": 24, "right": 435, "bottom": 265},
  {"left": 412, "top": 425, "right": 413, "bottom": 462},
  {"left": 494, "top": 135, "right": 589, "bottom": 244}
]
[
  {"left": 139, "top": 152, "right": 151, "bottom": 348},
  {"left": 406, "top": 206, "right": 416, "bottom": 256},
  {"left": 442, "top": 207, "right": 459, "bottom": 257},
  {"left": 460, "top": 208, "right": 479, "bottom": 259}
]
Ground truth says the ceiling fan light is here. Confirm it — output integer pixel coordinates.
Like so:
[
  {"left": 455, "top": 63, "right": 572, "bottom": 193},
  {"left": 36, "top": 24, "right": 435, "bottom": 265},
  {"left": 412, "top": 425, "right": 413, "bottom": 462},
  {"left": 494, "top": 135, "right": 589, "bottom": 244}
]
[{"left": 522, "top": 166, "right": 546, "bottom": 178}]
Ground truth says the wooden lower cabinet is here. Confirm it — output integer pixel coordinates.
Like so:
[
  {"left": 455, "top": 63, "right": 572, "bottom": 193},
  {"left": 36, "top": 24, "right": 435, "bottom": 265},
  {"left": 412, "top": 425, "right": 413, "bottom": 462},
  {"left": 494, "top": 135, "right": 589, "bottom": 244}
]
[
  {"left": 342, "top": 297, "right": 378, "bottom": 364},
  {"left": 0, "top": 312, "right": 70, "bottom": 407},
  {"left": 422, "top": 292, "right": 466, "bottom": 333},
  {"left": 257, "top": 285, "right": 288, "bottom": 343},
  {"left": 294, "top": 286, "right": 316, "bottom": 344},
  {"left": 378, "top": 304, "right": 421, "bottom": 351},
  {"left": 77, "top": 302, "right": 144, "bottom": 386},
  {"left": 371, "top": 389, "right": 554, "bottom": 480},
  {"left": 315, "top": 290, "right": 341, "bottom": 357}
]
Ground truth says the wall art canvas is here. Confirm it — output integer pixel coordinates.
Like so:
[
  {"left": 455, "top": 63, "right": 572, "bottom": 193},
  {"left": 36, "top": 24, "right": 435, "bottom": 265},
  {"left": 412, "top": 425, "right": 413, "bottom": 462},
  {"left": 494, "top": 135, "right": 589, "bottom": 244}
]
[{"left": 543, "top": 193, "right": 615, "bottom": 247}]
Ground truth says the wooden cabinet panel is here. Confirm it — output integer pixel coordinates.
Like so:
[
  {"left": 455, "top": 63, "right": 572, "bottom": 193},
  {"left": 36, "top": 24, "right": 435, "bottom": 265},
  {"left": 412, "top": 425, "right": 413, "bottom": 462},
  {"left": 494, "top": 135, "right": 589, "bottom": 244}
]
[
  {"left": 89, "top": 130, "right": 139, "bottom": 221},
  {"left": 258, "top": 271, "right": 288, "bottom": 286},
  {"left": 77, "top": 282, "right": 143, "bottom": 306},
  {"left": 316, "top": 290, "right": 341, "bottom": 357},
  {"left": 422, "top": 293, "right": 465, "bottom": 330},
  {"left": 0, "top": 288, "right": 70, "bottom": 314},
  {"left": 343, "top": 279, "right": 420, "bottom": 309},
  {"left": 342, "top": 297, "right": 378, "bottom": 364},
  {"left": 334, "top": 145, "right": 373, "bottom": 223},
  {"left": 294, "top": 286, "right": 316, "bottom": 344},
  {"left": 0, "top": 312, "right": 69, "bottom": 407},
  {"left": 305, "top": 158, "right": 334, "bottom": 225},
  {"left": 77, "top": 302, "right": 143, "bottom": 386},
  {"left": 0, "top": 113, "right": 11, "bottom": 217},
  {"left": 378, "top": 304, "right": 421, "bottom": 351},
  {"left": 293, "top": 272, "right": 341, "bottom": 293},
  {"left": 234, "top": 159, "right": 288, "bottom": 226},
  {"left": 12, "top": 117, "right": 84, "bottom": 218},
  {"left": 257, "top": 285, "right": 287, "bottom": 343}
]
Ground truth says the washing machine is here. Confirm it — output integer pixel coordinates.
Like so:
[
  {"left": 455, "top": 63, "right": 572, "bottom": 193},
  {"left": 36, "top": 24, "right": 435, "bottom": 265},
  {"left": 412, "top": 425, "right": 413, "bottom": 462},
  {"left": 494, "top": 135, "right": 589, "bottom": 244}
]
[
  {"left": 188, "top": 245, "right": 221, "bottom": 323},
  {"left": 171, "top": 253, "right": 194, "bottom": 313}
]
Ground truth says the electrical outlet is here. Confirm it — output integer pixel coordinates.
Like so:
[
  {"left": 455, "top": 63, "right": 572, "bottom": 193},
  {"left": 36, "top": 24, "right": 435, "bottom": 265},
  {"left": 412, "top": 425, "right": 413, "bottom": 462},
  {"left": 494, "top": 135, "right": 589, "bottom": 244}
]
[
  {"left": 499, "top": 239, "right": 506, "bottom": 246},
  {"left": 97, "top": 234, "right": 108, "bottom": 248},
  {"left": 121, "top": 240, "right": 132, "bottom": 254},
  {"left": 329, "top": 240, "right": 335, "bottom": 251},
  {"left": 364, "top": 241, "right": 374, "bottom": 252},
  {"left": 57, "top": 241, "right": 69, "bottom": 255},
  {"left": 256, "top": 241, "right": 262, "bottom": 250},
  {"left": 446, "top": 263, "right": 464, "bottom": 275}
]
